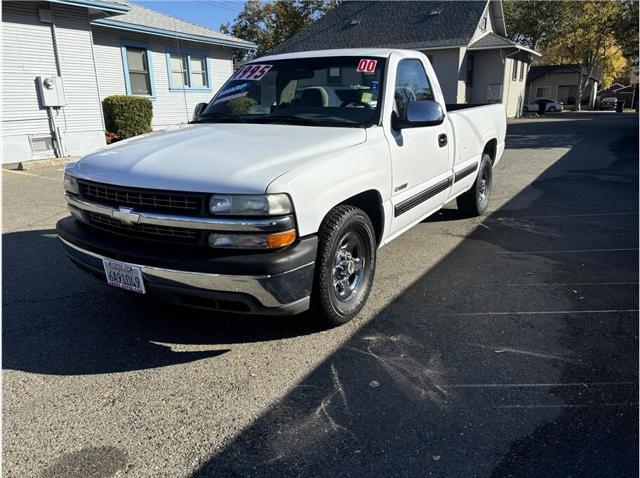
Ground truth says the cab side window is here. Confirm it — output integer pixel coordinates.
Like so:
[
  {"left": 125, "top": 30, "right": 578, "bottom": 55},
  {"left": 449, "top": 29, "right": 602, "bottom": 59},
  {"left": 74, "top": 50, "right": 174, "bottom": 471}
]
[{"left": 394, "top": 59, "right": 434, "bottom": 119}]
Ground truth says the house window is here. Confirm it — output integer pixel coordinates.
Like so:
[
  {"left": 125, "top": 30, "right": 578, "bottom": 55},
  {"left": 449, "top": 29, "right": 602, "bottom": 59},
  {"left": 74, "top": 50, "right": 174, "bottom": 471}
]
[
  {"left": 167, "top": 50, "right": 210, "bottom": 90},
  {"left": 480, "top": 15, "right": 487, "bottom": 31},
  {"left": 126, "top": 47, "right": 151, "bottom": 95},
  {"left": 121, "top": 42, "right": 155, "bottom": 97},
  {"left": 519, "top": 61, "right": 526, "bottom": 81},
  {"left": 170, "top": 54, "right": 188, "bottom": 87},
  {"left": 466, "top": 53, "right": 474, "bottom": 87},
  {"left": 512, "top": 60, "right": 518, "bottom": 81},
  {"left": 535, "top": 86, "right": 551, "bottom": 98},
  {"left": 190, "top": 56, "right": 207, "bottom": 87}
]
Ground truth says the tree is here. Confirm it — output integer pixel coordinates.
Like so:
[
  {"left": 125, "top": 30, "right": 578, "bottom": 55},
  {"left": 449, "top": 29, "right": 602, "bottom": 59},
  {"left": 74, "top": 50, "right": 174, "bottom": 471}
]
[
  {"left": 599, "top": 45, "right": 628, "bottom": 88},
  {"left": 220, "top": 0, "right": 338, "bottom": 62},
  {"left": 505, "top": 1, "right": 633, "bottom": 109},
  {"left": 551, "top": 1, "right": 626, "bottom": 109},
  {"left": 503, "top": 0, "right": 564, "bottom": 49},
  {"left": 613, "top": 0, "right": 639, "bottom": 60}
]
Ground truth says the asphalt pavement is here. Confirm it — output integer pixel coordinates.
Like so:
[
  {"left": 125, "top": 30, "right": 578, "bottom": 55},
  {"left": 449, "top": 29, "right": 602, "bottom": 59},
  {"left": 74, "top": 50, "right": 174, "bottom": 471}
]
[{"left": 3, "top": 112, "right": 638, "bottom": 477}]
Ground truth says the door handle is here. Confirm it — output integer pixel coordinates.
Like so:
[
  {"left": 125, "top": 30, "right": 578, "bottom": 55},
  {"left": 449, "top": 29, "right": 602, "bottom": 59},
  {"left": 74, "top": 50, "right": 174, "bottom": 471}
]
[{"left": 438, "top": 134, "right": 448, "bottom": 147}]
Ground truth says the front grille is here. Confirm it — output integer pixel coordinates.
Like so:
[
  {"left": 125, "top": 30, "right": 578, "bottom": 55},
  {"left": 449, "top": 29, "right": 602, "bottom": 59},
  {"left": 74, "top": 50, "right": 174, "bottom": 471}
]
[
  {"left": 78, "top": 180, "right": 205, "bottom": 215},
  {"left": 86, "top": 211, "right": 201, "bottom": 245}
]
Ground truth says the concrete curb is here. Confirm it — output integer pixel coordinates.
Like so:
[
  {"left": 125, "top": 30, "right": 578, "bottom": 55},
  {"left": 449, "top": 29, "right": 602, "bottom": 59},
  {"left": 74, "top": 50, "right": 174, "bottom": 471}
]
[{"left": 3, "top": 156, "right": 76, "bottom": 171}]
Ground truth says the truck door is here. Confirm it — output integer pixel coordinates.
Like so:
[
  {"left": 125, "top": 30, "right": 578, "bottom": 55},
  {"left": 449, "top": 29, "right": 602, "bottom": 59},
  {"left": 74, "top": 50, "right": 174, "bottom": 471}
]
[{"left": 385, "top": 58, "right": 452, "bottom": 237}]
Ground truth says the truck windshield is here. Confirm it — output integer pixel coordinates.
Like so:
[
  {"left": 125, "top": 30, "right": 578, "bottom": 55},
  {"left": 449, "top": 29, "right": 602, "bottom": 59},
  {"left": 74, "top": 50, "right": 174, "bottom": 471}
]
[{"left": 198, "top": 56, "right": 386, "bottom": 127}]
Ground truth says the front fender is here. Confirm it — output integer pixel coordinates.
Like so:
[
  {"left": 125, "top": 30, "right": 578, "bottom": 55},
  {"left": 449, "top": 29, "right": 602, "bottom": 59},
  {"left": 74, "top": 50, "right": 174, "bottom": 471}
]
[{"left": 266, "top": 127, "right": 392, "bottom": 237}]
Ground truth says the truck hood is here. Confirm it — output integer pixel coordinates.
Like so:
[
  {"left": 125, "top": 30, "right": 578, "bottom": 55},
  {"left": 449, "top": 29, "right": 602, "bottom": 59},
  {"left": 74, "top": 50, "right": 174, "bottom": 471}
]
[{"left": 68, "top": 123, "right": 367, "bottom": 193}]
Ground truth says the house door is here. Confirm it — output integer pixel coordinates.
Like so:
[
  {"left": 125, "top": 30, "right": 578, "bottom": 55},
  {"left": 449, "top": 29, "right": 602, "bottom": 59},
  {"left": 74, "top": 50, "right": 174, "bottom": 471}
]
[{"left": 558, "top": 86, "right": 571, "bottom": 104}]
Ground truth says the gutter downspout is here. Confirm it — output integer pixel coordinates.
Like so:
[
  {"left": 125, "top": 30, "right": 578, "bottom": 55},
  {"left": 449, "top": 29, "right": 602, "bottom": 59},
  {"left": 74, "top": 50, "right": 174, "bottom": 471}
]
[
  {"left": 48, "top": 5, "right": 69, "bottom": 157},
  {"left": 88, "top": 14, "right": 106, "bottom": 134}
]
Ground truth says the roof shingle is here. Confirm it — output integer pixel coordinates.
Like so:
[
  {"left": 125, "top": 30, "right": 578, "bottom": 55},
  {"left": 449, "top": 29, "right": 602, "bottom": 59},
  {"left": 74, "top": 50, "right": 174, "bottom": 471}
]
[
  {"left": 468, "top": 31, "right": 513, "bottom": 49},
  {"left": 271, "top": 1, "right": 488, "bottom": 54},
  {"left": 528, "top": 64, "right": 602, "bottom": 83}
]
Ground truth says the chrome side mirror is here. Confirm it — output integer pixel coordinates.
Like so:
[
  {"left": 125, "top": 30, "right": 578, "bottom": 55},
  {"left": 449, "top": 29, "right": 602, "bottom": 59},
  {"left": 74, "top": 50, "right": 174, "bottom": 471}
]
[{"left": 393, "top": 100, "right": 445, "bottom": 129}]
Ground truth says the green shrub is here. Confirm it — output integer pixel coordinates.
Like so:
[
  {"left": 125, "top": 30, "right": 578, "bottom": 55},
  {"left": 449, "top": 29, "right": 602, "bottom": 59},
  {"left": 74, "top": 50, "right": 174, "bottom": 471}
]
[
  {"left": 224, "top": 97, "right": 257, "bottom": 115},
  {"left": 102, "top": 95, "right": 153, "bottom": 141}
]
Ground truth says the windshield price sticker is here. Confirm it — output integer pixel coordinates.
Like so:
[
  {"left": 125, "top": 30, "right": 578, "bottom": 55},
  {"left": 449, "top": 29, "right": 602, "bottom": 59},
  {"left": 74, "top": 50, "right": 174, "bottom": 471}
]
[
  {"left": 234, "top": 64, "right": 273, "bottom": 80},
  {"left": 356, "top": 59, "right": 378, "bottom": 73},
  {"left": 213, "top": 91, "right": 248, "bottom": 105},
  {"left": 218, "top": 82, "right": 250, "bottom": 97},
  {"left": 213, "top": 82, "right": 250, "bottom": 104}
]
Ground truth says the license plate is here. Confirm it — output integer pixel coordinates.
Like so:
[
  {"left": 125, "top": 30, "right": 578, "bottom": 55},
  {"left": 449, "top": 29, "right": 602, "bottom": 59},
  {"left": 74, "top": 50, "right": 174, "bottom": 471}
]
[{"left": 103, "top": 259, "right": 146, "bottom": 294}]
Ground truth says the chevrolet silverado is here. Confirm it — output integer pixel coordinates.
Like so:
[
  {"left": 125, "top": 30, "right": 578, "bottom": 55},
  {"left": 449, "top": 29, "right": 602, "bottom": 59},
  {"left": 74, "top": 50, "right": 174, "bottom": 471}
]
[{"left": 57, "top": 48, "right": 506, "bottom": 326}]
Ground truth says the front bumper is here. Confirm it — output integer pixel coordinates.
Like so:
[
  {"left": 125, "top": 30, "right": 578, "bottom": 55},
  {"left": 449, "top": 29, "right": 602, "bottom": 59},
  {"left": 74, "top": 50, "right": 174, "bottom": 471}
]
[{"left": 56, "top": 217, "right": 317, "bottom": 315}]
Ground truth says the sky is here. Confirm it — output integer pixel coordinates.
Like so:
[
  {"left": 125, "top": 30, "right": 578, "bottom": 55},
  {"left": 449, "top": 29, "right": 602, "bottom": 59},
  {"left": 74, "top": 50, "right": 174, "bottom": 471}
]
[{"left": 134, "top": 0, "right": 245, "bottom": 32}]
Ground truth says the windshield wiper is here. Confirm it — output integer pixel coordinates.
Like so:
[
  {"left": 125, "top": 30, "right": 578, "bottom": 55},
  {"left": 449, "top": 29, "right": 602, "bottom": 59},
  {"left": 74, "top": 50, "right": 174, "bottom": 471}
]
[
  {"left": 193, "top": 113, "right": 361, "bottom": 127},
  {"left": 191, "top": 113, "right": 243, "bottom": 124},
  {"left": 249, "top": 115, "right": 357, "bottom": 126}
]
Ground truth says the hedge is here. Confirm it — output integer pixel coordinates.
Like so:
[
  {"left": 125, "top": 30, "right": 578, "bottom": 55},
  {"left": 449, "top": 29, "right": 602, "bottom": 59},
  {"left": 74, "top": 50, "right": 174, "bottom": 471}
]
[
  {"left": 224, "top": 97, "right": 257, "bottom": 115},
  {"left": 102, "top": 95, "right": 153, "bottom": 141}
]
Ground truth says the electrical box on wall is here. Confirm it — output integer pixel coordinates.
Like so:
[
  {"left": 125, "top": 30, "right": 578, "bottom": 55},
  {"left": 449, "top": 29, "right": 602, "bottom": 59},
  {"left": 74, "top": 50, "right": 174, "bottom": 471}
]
[{"left": 36, "top": 75, "right": 67, "bottom": 107}]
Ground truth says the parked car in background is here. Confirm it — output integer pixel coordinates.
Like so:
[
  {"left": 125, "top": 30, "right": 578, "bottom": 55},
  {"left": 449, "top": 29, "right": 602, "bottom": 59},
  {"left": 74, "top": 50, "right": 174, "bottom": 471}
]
[
  {"left": 599, "top": 97, "right": 618, "bottom": 110},
  {"left": 523, "top": 99, "right": 564, "bottom": 113}
]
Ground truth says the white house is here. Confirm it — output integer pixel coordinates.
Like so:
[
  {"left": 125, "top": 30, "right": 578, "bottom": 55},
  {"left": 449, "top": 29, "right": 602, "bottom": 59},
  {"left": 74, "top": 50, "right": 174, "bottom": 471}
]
[
  {"left": 272, "top": 0, "right": 541, "bottom": 118},
  {"left": 2, "top": 0, "right": 255, "bottom": 165}
]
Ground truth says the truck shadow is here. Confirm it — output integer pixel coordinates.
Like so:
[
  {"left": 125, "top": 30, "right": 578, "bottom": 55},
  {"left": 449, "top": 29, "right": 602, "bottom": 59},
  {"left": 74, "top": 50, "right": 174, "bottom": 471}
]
[
  {"left": 186, "top": 117, "right": 638, "bottom": 476},
  {"left": 2, "top": 116, "right": 638, "bottom": 475},
  {"left": 423, "top": 207, "right": 469, "bottom": 222},
  {"left": 2, "top": 230, "right": 322, "bottom": 375}
]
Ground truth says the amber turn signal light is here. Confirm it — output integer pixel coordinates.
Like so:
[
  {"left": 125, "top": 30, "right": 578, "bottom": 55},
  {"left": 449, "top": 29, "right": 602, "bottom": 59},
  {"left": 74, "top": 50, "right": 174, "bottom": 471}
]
[{"left": 265, "top": 229, "right": 297, "bottom": 249}]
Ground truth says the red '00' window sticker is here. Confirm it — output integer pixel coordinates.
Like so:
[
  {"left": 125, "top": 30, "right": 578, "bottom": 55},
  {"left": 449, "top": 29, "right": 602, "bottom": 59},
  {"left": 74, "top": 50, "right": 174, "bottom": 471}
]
[
  {"left": 233, "top": 64, "right": 273, "bottom": 80},
  {"left": 356, "top": 59, "right": 378, "bottom": 73}
]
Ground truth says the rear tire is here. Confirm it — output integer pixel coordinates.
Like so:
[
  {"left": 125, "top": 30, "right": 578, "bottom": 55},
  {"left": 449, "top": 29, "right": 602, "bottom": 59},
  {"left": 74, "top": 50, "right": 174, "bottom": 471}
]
[
  {"left": 456, "top": 154, "right": 493, "bottom": 217},
  {"left": 311, "top": 205, "right": 376, "bottom": 327}
]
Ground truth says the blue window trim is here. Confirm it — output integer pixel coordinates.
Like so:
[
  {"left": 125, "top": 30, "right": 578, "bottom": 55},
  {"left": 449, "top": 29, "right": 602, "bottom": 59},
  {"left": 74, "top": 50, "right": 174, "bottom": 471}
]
[
  {"left": 165, "top": 47, "right": 212, "bottom": 92},
  {"left": 120, "top": 40, "right": 156, "bottom": 99}
]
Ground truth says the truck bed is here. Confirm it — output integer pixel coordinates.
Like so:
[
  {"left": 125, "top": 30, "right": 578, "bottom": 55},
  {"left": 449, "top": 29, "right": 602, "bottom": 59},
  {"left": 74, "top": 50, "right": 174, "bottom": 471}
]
[{"left": 446, "top": 102, "right": 507, "bottom": 168}]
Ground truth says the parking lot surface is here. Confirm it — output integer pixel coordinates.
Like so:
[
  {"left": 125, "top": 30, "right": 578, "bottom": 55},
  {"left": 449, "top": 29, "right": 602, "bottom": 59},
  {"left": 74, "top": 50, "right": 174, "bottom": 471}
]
[{"left": 3, "top": 113, "right": 638, "bottom": 477}]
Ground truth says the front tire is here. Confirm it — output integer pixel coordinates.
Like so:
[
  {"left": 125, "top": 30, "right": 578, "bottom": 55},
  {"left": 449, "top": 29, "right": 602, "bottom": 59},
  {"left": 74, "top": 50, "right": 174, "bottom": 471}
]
[
  {"left": 456, "top": 154, "right": 493, "bottom": 217},
  {"left": 548, "top": 106, "right": 557, "bottom": 112},
  {"left": 311, "top": 205, "right": 376, "bottom": 327}
]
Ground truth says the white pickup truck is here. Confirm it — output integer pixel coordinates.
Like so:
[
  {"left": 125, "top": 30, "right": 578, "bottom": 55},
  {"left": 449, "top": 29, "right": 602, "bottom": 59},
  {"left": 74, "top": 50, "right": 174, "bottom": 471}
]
[{"left": 58, "top": 48, "right": 506, "bottom": 326}]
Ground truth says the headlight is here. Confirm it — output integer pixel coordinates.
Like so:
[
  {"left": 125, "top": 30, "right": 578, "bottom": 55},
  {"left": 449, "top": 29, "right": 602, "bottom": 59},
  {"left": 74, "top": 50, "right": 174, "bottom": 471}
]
[
  {"left": 63, "top": 174, "right": 79, "bottom": 195},
  {"left": 208, "top": 229, "right": 297, "bottom": 249},
  {"left": 209, "top": 194, "right": 292, "bottom": 215}
]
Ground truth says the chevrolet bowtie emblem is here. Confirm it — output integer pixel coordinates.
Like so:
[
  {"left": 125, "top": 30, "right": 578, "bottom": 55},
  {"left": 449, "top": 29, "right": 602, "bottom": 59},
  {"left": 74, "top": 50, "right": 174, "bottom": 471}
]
[{"left": 112, "top": 206, "right": 140, "bottom": 225}]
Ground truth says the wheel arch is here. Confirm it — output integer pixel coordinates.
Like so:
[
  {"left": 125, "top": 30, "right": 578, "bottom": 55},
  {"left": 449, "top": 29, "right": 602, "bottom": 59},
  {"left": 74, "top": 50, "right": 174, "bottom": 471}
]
[
  {"left": 337, "top": 189, "right": 385, "bottom": 245},
  {"left": 483, "top": 139, "right": 498, "bottom": 163}
]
